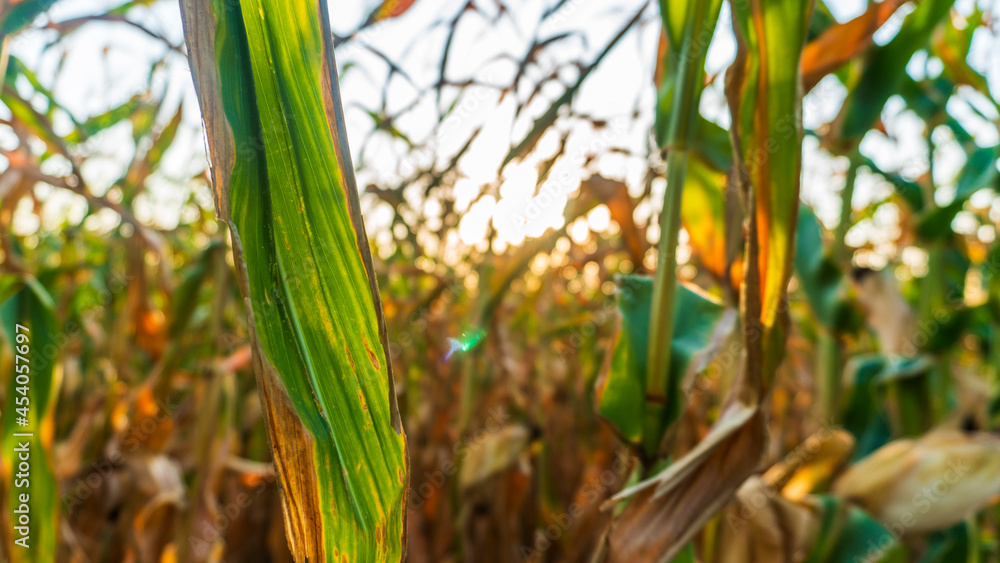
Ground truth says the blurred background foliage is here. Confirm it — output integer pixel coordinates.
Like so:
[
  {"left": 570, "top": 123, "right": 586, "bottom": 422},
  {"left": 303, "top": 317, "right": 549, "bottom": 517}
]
[{"left": 0, "top": 0, "right": 1000, "bottom": 561}]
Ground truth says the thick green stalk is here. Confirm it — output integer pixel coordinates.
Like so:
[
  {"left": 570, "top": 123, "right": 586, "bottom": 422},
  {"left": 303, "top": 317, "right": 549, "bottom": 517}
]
[
  {"left": 893, "top": 377, "right": 933, "bottom": 437},
  {"left": 833, "top": 153, "right": 859, "bottom": 266},
  {"left": 884, "top": 131, "right": 944, "bottom": 437},
  {"left": 645, "top": 149, "right": 688, "bottom": 452},
  {"left": 819, "top": 152, "right": 860, "bottom": 421},
  {"left": 817, "top": 327, "right": 840, "bottom": 421},
  {"left": 923, "top": 244, "right": 952, "bottom": 421},
  {"left": 643, "top": 0, "right": 721, "bottom": 457},
  {"left": 919, "top": 133, "right": 950, "bottom": 422}
]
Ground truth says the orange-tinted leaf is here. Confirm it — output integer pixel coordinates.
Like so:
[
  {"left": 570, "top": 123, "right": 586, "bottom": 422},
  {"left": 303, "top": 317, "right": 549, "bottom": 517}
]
[
  {"left": 681, "top": 157, "right": 727, "bottom": 279},
  {"left": 801, "top": 0, "right": 908, "bottom": 92},
  {"left": 367, "top": 0, "right": 416, "bottom": 25},
  {"left": 726, "top": 0, "right": 813, "bottom": 385}
]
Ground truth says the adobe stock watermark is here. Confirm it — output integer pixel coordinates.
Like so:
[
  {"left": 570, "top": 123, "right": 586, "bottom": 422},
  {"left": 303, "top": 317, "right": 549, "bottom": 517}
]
[
  {"left": 189, "top": 470, "right": 277, "bottom": 558},
  {"left": 725, "top": 421, "right": 838, "bottom": 532},
  {"left": 408, "top": 406, "right": 511, "bottom": 510},
  {"left": 61, "top": 395, "right": 178, "bottom": 514},
  {"left": 552, "top": 296, "right": 618, "bottom": 356},
  {"left": 854, "top": 457, "right": 971, "bottom": 563},
  {"left": 520, "top": 449, "right": 631, "bottom": 561},
  {"left": 31, "top": 269, "right": 132, "bottom": 375},
  {"left": 388, "top": 276, "right": 465, "bottom": 360},
  {"left": 505, "top": 117, "right": 630, "bottom": 237},
  {"left": 898, "top": 248, "right": 1000, "bottom": 356}
]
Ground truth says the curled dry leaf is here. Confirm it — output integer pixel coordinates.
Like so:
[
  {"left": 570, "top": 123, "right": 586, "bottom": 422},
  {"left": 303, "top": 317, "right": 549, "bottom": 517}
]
[{"left": 600, "top": 402, "right": 766, "bottom": 563}]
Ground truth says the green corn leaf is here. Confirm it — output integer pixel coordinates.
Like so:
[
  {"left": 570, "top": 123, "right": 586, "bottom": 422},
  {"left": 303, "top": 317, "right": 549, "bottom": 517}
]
[
  {"left": 168, "top": 241, "right": 222, "bottom": 340},
  {"left": 920, "top": 523, "right": 972, "bottom": 563},
  {"left": 858, "top": 156, "right": 925, "bottom": 211},
  {"left": 836, "top": 0, "right": 954, "bottom": 143},
  {"left": 691, "top": 117, "right": 732, "bottom": 172},
  {"left": 597, "top": 275, "right": 731, "bottom": 456},
  {"left": 145, "top": 103, "right": 184, "bottom": 171},
  {"left": 77, "top": 94, "right": 154, "bottom": 139},
  {"left": 0, "top": 278, "right": 60, "bottom": 563},
  {"left": 898, "top": 75, "right": 954, "bottom": 124},
  {"left": 671, "top": 543, "right": 697, "bottom": 563},
  {"left": 0, "top": 88, "right": 72, "bottom": 159},
  {"left": 794, "top": 205, "right": 855, "bottom": 329},
  {"left": 105, "top": 0, "right": 160, "bottom": 17},
  {"left": 805, "top": 495, "right": 907, "bottom": 563},
  {"left": 0, "top": 0, "right": 59, "bottom": 36},
  {"left": 931, "top": 6, "right": 992, "bottom": 98},
  {"left": 840, "top": 355, "right": 893, "bottom": 461},
  {"left": 806, "top": 1, "right": 836, "bottom": 41},
  {"left": 3, "top": 56, "right": 83, "bottom": 143},
  {"left": 180, "top": 0, "right": 407, "bottom": 560},
  {"left": 955, "top": 144, "right": 1000, "bottom": 201},
  {"left": 876, "top": 357, "right": 937, "bottom": 437}
]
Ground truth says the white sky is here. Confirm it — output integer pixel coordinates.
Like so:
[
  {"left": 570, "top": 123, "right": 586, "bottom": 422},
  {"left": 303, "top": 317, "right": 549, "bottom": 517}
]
[{"left": 4, "top": 0, "right": 1000, "bottom": 269}]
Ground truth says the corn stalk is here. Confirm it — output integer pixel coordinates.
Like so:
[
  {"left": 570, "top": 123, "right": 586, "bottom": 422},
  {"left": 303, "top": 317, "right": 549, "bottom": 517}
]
[
  {"left": 644, "top": 0, "right": 725, "bottom": 459},
  {"left": 599, "top": 1, "right": 813, "bottom": 560}
]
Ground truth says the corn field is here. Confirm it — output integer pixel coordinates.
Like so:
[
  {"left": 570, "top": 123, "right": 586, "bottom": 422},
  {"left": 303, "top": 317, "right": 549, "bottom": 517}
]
[{"left": 1, "top": 0, "right": 999, "bottom": 561}]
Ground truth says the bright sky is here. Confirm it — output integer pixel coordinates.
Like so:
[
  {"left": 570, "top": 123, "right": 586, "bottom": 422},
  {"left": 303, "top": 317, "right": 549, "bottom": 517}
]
[{"left": 5, "top": 0, "right": 1000, "bottom": 271}]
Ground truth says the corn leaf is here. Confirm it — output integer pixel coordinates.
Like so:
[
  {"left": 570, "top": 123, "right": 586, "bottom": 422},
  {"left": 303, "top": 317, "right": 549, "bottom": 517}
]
[
  {"left": 920, "top": 524, "right": 973, "bottom": 563},
  {"left": 794, "top": 205, "right": 853, "bottom": 329},
  {"left": 931, "top": 7, "right": 991, "bottom": 97},
  {"left": 840, "top": 355, "right": 893, "bottom": 461},
  {"left": 800, "top": 0, "right": 908, "bottom": 92},
  {"left": 0, "top": 278, "right": 60, "bottom": 563},
  {"left": 857, "top": 155, "right": 924, "bottom": 211},
  {"left": 596, "top": 275, "right": 731, "bottom": 453},
  {"left": 602, "top": 402, "right": 767, "bottom": 562},
  {"left": 179, "top": 0, "right": 407, "bottom": 560},
  {"left": 365, "top": 0, "right": 417, "bottom": 25},
  {"left": 876, "top": 357, "right": 935, "bottom": 436},
  {"left": 78, "top": 95, "right": 154, "bottom": 139},
  {"left": 835, "top": 0, "right": 954, "bottom": 143},
  {"left": 681, "top": 156, "right": 727, "bottom": 281},
  {"left": 715, "top": 477, "right": 818, "bottom": 562},
  {"left": 0, "top": 88, "right": 72, "bottom": 159},
  {"left": 956, "top": 145, "right": 1000, "bottom": 199},
  {"left": 681, "top": 119, "right": 741, "bottom": 292},
  {"left": 805, "top": 496, "right": 906, "bottom": 563},
  {"left": 0, "top": 0, "right": 58, "bottom": 36}
]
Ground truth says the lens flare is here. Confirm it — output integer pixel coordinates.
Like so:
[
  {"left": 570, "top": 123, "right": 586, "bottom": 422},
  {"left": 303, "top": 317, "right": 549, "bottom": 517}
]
[{"left": 444, "top": 328, "right": 486, "bottom": 360}]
